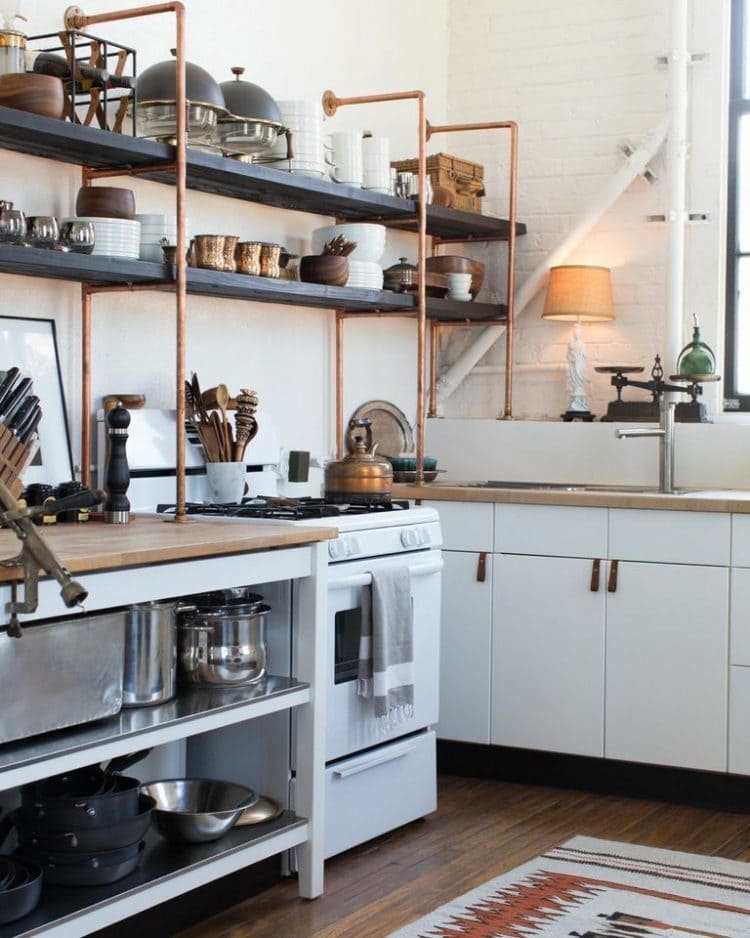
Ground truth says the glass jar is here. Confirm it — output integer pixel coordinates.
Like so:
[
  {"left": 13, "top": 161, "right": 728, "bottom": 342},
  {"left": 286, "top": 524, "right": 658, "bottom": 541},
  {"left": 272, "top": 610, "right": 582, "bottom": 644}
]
[{"left": 0, "top": 28, "right": 26, "bottom": 76}]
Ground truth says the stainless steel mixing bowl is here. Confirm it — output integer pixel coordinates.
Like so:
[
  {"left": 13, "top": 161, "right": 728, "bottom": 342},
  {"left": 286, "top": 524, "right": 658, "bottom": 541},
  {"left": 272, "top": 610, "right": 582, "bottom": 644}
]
[{"left": 141, "top": 778, "right": 258, "bottom": 843}]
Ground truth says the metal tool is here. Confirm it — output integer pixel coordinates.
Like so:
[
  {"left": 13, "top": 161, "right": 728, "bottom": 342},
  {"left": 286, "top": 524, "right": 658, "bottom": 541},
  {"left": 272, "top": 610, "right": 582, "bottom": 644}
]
[{"left": 0, "top": 479, "right": 105, "bottom": 636}]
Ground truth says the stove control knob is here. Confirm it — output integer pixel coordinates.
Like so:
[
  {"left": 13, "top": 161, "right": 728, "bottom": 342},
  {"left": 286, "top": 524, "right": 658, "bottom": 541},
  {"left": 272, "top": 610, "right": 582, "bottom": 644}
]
[
  {"left": 347, "top": 536, "right": 362, "bottom": 557},
  {"left": 329, "top": 539, "right": 345, "bottom": 560},
  {"left": 418, "top": 528, "right": 431, "bottom": 547},
  {"left": 401, "top": 528, "right": 419, "bottom": 548}
]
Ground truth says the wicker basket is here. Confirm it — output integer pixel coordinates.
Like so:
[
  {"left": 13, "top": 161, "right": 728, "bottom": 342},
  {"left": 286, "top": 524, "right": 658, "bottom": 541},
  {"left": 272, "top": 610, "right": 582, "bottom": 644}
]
[{"left": 391, "top": 153, "right": 485, "bottom": 213}]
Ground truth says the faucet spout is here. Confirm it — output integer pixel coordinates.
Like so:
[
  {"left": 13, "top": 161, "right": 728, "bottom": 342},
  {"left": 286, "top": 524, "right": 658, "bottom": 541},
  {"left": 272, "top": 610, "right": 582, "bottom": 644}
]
[{"left": 615, "top": 399, "right": 676, "bottom": 494}]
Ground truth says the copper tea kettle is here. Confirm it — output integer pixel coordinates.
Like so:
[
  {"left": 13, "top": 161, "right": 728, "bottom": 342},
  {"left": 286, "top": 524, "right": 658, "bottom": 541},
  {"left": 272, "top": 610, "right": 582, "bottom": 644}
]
[{"left": 324, "top": 418, "right": 393, "bottom": 505}]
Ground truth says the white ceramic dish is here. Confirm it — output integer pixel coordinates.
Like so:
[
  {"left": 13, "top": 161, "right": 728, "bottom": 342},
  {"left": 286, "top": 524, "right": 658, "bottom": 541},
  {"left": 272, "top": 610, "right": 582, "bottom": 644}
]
[{"left": 311, "top": 224, "right": 386, "bottom": 263}]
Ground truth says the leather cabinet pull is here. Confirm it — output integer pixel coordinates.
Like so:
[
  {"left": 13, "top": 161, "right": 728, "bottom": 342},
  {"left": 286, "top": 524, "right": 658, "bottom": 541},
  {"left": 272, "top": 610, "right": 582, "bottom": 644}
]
[
  {"left": 476, "top": 552, "right": 487, "bottom": 583},
  {"left": 590, "top": 558, "right": 601, "bottom": 592},
  {"left": 608, "top": 559, "right": 619, "bottom": 593}
]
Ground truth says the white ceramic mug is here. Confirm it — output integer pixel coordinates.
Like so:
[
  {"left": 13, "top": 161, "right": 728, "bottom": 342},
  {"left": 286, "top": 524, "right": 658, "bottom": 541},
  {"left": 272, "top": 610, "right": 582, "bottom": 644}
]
[
  {"left": 447, "top": 272, "right": 472, "bottom": 301},
  {"left": 330, "top": 131, "right": 364, "bottom": 186},
  {"left": 205, "top": 461, "right": 247, "bottom": 504}
]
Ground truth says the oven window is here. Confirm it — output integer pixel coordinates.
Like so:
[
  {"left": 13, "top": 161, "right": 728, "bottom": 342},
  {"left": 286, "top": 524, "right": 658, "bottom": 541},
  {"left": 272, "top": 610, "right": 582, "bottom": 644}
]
[{"left": 334, "top": 607, "right": 362, "bottom": 684}]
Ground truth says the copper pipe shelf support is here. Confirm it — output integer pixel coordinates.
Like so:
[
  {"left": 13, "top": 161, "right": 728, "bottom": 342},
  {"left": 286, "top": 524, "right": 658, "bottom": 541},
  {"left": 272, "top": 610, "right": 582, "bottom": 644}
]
[
  {"left": 425, "top": 119, "right": 519, "bottom": 420},
  {"left": 324, "top": 89, "right": 428, "bottom": 483},
  {"left": 428, "top": 319, "right": 509, "bottom": 417},
  {"left": 68, "top": 3, "right": 188, "bottom": 520}
]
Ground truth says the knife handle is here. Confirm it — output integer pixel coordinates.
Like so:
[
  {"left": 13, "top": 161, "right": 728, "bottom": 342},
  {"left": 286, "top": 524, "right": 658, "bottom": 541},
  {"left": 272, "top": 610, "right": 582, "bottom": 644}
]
[{"left": 31, "top": 488, "right": 106, "bottom": 519}]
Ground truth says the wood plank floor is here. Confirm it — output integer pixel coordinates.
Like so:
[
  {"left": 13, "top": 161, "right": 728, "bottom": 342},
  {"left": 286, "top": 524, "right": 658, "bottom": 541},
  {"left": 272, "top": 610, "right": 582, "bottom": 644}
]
[{"left": 178, "top": 774, "right": 750, "bottom": 938}]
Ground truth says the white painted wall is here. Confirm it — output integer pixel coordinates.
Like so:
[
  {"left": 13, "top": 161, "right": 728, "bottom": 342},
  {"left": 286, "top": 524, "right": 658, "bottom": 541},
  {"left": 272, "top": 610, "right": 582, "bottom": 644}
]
[
  {"left": 440, "top": 0, "right": 731, "bottom": 422},
  {"left": 2, "top": 0, "right": 449, "bottom": 477}
]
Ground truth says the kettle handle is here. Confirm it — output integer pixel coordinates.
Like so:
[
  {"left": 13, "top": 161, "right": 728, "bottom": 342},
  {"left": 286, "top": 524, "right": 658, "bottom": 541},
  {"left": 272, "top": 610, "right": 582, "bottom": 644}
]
[{"left": 346, "top": 418, "right": 374, "bottom": 455}]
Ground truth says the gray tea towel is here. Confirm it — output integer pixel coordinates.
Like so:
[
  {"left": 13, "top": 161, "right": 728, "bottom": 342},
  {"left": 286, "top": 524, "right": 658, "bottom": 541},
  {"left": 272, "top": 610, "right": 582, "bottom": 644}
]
[{"left": 357, "top": 566, "right": 414, "bottom": 732}]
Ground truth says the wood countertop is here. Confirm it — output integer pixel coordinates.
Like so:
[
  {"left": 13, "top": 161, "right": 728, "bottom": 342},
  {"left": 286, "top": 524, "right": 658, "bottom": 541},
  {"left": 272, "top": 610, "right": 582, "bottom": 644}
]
[
  {"left": 392, "top": 482, "right": 750, "bottom": 513},
  {"left": 0, "top": 515, "right": 336, "bottom": 582}
]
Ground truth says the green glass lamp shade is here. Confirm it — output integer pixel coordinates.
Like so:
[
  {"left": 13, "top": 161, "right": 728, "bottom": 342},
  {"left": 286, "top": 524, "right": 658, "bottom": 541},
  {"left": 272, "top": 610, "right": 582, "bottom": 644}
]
[{"left": 677, "top": 318, "right": 716, "bottom": 376}]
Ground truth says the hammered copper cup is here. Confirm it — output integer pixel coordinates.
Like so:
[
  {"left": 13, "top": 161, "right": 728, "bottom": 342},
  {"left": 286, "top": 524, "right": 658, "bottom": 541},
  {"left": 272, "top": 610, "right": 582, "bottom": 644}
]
[
  {"left": 193, "top": 234, "right": 226, "bottom": 271},
  {"left": 235, "top": 241, "right": 262, "bottom": 276},
  {"left": 222, "top": 235, "right": 239, "bottom": 273},
  {"left": 260, "top": 243, "right": 281, "bottom": 278}
]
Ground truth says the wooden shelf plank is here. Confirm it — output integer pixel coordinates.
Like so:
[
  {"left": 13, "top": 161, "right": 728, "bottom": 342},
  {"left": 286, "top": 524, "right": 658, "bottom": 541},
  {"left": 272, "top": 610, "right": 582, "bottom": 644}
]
[
  {"left": 0, "top": 818, "right": 307, "bottom": 938},
  {"left": 0, "top": 247, "right": 505, "bottom": 320},
  {"left": 0, "top": 106, "right": 525, "bottom": 240}
]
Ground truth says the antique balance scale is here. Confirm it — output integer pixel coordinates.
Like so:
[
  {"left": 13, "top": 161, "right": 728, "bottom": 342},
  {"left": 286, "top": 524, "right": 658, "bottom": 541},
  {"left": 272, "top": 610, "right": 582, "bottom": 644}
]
[{"left": 597, "top": 316, "right": 721, "bottom": 423}]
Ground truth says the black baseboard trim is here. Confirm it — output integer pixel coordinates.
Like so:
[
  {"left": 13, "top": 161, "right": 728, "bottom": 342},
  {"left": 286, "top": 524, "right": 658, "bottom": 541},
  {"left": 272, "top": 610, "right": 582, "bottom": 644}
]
[
  {"left": 437, "top": 741, "right": 750, "bottom": 812},
  {"left": 91, "top": 856, "right": 281, "bottom": 938}
]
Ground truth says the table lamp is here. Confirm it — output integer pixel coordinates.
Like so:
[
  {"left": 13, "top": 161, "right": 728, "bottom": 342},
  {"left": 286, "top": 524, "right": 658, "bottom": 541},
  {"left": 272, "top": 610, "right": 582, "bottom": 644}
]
[{"left": 542, "top": 265, "right": 614, "bottom": 421}]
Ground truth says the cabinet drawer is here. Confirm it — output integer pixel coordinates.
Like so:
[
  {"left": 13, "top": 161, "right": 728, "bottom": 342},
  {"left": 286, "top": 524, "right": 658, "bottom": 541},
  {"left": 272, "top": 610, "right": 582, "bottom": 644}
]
[
  {"left": 609, "top": 509, "right": 729, "bottom": 566},
  {"left": 731, "top": 515, "right": 750, "bottom": 568},
  {"left": 729, "top": 667, "right": 750, "bottom": 774},
  {"left": 324, "top": 730, "right": 436, "bottom": 858},
  {"left": 427, "top": 501, "right": 493, "bottom": 552},
  {"left": 494, "top": 504, "right": 607, "bottom": 558}
]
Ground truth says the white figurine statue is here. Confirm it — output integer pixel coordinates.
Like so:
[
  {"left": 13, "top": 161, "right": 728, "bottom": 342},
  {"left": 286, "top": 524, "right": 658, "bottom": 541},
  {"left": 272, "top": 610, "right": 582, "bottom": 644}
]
[{"left": 566, "top": 322, "right": 590, "bottom": 413}]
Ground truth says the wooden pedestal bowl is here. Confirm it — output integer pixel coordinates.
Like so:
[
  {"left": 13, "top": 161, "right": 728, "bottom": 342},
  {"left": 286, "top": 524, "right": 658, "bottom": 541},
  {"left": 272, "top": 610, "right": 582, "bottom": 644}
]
[{"left": 0, "top": 74, "right": 65, "bottom": 121}]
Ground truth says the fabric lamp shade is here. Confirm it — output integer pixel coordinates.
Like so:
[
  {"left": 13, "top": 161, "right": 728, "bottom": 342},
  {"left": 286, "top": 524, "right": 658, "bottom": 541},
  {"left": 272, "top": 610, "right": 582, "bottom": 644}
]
[{"left": 542, "top": 265, "right": 614, "bottom": 322}]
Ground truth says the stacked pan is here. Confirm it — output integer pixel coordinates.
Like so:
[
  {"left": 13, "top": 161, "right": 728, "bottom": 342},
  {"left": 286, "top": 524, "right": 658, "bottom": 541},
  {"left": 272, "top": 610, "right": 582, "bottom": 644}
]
[
  {"left": 6, "top": 753, "right": 153, "bottom": 887},
  {"left": 0, "top": 857, "right": 42, "bottom": 924}
]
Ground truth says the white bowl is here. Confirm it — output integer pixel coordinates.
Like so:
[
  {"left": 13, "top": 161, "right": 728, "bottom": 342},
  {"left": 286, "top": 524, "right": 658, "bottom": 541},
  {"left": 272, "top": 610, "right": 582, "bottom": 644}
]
[{"left": 311, "top": 224, "right": 386, "bottom": 263}]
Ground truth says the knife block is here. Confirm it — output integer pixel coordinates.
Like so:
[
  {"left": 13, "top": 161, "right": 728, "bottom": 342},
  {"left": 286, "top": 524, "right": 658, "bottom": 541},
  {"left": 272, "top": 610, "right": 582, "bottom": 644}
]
[{"left": 0, "top": 424, "right": 31, "bottom": 498}]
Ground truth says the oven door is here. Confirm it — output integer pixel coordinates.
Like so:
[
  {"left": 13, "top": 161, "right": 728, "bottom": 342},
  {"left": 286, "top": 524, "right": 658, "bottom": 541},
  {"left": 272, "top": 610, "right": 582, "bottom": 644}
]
[{"left": 325, "top": 548, "right": 442, "bottom": 762}]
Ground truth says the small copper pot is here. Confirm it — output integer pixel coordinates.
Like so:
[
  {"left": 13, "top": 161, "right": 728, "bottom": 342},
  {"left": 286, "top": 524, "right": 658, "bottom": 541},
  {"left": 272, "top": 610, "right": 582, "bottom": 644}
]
[
  {"left": 235, "top": 241, "right": 262, "bottom": 276},
  {"left": 193, "top": 234, "right": 226, "bottom": 270}
]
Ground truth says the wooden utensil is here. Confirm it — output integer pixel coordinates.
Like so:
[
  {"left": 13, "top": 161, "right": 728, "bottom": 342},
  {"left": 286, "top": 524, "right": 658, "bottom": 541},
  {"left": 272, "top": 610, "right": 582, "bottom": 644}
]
[{"left": 234, "top": 388, "right": 259, "bottom": 461}]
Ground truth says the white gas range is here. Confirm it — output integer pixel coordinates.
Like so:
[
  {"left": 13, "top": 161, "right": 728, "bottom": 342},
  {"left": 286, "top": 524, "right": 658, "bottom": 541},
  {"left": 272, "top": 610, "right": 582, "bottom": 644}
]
[{"left": 100, "top": 410, "right": 443, "bottom": 859}]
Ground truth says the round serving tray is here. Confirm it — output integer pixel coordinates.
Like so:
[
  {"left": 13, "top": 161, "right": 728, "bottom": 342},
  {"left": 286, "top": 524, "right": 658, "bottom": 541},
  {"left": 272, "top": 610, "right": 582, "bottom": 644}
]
[
  {"left": 350, "top": 400, "right": 414, "bottom": 458},
  {"left": 594, "top": 365, "right": 645, "bottom": 374}
]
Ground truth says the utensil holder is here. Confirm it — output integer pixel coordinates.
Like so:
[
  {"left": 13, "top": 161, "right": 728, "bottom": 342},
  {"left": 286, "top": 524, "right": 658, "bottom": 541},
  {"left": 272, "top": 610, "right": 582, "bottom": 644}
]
[{"left": 0, "top": 424, "right": 31, "bottom": 498}]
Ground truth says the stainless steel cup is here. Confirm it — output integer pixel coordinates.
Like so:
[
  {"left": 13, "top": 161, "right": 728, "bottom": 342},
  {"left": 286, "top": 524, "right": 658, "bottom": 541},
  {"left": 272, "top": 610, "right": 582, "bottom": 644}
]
[
  {"left": 123, "top": 600, "right": 193, "bottom": 707},
  {"left": 0, "top": 208, "right": 26, "bottom": 244},
  {"left": 59, "top": 220, "right": 95, "bottom": 254},
  {"left": 26, "top": 215, "right": 59, "bottom": 249}
]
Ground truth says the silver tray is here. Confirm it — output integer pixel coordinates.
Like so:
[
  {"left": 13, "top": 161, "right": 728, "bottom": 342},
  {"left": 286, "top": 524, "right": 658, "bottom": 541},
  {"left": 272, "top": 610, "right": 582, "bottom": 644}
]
[{"left": 350, "top": 400, "right": 414, "bottom": 458}]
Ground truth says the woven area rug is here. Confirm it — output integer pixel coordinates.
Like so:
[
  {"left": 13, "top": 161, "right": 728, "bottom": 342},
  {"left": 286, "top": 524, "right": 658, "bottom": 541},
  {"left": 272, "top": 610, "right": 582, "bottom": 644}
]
[{"left": 389, "top": 836, "right": 750, "bottom": 937}]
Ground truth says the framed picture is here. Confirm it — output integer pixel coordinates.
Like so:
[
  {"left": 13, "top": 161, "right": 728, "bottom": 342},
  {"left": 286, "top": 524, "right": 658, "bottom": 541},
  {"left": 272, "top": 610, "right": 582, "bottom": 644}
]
[{"left": 0, "top": 316, "right": 73, "bottom": 484}]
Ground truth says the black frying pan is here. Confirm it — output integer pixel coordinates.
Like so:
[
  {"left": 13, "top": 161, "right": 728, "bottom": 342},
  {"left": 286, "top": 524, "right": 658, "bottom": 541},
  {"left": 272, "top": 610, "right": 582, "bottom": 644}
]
[
  {"left": 0, "top": 860, "right": 42, "bottom": 924},
  {"left": 18, "top": 841, "right": 144, "bottom": 887},
  {"left": 20, "top": 774, "right": 141, "bottom": 830},
  {"left": 15, "top": 795, "right": 154, "bottom": 853},
  {"left": 24, "top": 750, "right": 150, "bottom": 803}
]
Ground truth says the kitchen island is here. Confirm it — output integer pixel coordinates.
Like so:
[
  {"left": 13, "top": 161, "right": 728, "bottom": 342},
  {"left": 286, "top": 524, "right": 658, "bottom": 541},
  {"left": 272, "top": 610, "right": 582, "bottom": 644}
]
[{"left": 0, "top": 517, "right": 335, "bottom": 938}]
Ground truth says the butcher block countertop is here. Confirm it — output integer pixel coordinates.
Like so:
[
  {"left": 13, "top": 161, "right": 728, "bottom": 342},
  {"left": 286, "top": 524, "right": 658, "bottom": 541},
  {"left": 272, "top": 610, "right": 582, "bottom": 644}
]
[
  {"left": 392, "top": 482, "right": 750, "bottom": 513},
  {"left": 0, "top": 515, "right": 336, "bottom": 582}
]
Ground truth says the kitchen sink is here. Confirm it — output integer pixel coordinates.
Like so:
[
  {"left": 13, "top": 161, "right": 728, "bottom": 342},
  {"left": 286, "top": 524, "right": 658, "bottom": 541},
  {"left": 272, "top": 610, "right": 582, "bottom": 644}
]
[{"left": 462, "top": 481, "right": 679, "bottom": 494}]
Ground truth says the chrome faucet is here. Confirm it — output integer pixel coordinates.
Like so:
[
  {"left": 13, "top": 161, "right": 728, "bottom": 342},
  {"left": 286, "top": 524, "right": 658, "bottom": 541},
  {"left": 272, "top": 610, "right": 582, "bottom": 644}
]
[{"left": 616, "top": 397, "right": 676, "bottom": 494}]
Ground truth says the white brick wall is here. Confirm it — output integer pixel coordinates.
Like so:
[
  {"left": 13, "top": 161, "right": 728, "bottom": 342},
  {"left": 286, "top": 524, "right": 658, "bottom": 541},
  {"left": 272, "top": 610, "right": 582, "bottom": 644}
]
[{"left": 441, "top": 0, "right": 730, "bottom": 421}]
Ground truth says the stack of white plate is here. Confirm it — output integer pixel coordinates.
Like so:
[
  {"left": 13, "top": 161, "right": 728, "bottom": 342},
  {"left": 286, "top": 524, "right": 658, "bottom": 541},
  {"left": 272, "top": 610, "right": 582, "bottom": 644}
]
[
  {"left": 135, "top": 214, "right": 190, "bottom": 262},
  {"left": 67, "top": 217, "right": 141, "bottom": 260},
  {"left": 265, "top": 100, "right": 329, "bottom": 178},
  {"left": 346, "top": 260, "right": 383, "bottom": 290}
]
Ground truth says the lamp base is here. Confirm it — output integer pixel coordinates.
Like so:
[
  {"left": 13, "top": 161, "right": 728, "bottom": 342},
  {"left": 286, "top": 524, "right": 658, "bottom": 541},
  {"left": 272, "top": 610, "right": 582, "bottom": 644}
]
[{"left": 562, "top": 410, "right": 595, "bottom": 422}]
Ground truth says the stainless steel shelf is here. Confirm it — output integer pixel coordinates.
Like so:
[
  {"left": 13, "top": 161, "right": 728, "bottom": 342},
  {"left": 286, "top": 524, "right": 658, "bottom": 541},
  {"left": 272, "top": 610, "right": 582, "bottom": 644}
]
[
  {"left": 0, "top": 678, "right": 310, "bottom": 791},
  {"left": 0, "top": 817, "right": 307, "bottom": 938}
]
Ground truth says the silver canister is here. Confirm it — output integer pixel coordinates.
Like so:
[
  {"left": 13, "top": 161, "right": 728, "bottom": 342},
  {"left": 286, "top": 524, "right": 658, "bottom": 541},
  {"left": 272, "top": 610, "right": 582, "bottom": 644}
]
[
  {"left": 178, "top": 601, "right": 269, "bottom": 687},
  {"left": 123, "top": 600, "right": 191, "bottom": 707}
]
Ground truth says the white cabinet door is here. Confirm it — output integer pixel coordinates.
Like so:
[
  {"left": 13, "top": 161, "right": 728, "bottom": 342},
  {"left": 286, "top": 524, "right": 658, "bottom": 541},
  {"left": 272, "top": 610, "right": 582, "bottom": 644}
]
[
  {"left": 438, "top": 550, "right": 493, "bottom": 743},
  {"left": 491, "top": 553, "right": 606, "bottom": 757},
  {"left": 605, "top": 561, "right": 728, "bottom": 772}
]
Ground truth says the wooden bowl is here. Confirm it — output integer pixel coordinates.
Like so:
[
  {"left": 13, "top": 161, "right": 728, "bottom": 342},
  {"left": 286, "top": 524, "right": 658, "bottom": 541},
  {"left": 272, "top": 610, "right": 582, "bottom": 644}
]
[
  {"left": 75, "top": 186, "right": 136, "bottom": 220},
  {"left": 425, "top": 255, "right": 485, "bottom": 298},
  {"left": 299, "top": 255, "right": 349, "bottom": 287},
  {"left": 0, "top": 73, "right": 65, "bottom": 121}
]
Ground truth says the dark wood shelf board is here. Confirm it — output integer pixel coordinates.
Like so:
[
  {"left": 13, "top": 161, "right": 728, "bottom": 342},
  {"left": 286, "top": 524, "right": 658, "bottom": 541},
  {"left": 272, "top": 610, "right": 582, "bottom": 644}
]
[
  {"left": 424, "top": 297, "right": 509, "bottom": 322},
  {"left": 0, "top": 244, "right": 164, "bottom": 285},
  {"left": 0, "top": 815, "right": 306, "bottom": 938},
  {"left": 0, "top": 107, "right": 525, "bottom": 240}
]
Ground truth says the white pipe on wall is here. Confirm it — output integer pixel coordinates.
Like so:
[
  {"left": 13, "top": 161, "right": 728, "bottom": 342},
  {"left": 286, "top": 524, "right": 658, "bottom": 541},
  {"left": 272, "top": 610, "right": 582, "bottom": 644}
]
[
  {"left": 665, "top": 0, "right": 690, "bottom": 375},
  {"left": 436, "top": 116, "right": 671, "bottom": 406}
]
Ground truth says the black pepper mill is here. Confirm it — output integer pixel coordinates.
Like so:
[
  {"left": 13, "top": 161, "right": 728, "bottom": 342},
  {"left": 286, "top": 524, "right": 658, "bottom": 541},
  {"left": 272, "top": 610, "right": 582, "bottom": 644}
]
[{"left": 104, "top": 401, "right": 130, "bottom": 524}]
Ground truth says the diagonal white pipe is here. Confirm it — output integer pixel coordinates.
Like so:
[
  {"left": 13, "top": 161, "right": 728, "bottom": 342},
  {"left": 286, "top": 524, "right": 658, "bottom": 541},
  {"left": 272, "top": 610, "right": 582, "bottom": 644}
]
[{"left": 436, "top": 115, "right": 671, "bottom": 406}]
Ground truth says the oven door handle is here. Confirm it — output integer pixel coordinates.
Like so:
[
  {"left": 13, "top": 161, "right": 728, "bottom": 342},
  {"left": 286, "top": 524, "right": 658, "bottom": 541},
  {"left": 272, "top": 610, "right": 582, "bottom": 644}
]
[
  {"left": 332, "top": 743, "right": 417, "bottom": 779},
  {"left": 328, "top": 557, "right": 444, "bottom": 591}
]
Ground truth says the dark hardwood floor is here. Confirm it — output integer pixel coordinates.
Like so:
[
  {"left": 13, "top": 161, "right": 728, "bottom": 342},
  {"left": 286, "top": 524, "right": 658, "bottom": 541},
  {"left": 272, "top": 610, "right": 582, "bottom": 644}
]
[{"left": 178, "top": 774, "right": 750, "bottom": 938}]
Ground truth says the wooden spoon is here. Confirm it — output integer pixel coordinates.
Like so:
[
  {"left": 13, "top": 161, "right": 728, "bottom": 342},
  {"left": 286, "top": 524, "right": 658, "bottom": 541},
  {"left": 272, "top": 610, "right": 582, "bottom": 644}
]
[{"left": 234, "top": 388, "right": 259, "bottom": 461}]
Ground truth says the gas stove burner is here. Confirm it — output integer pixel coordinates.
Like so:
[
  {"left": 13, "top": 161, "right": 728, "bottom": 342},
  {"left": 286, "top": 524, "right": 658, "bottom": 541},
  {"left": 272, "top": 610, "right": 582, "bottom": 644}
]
[{"left": 156, "top": 497, "right": 411, "bottom": 521}]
